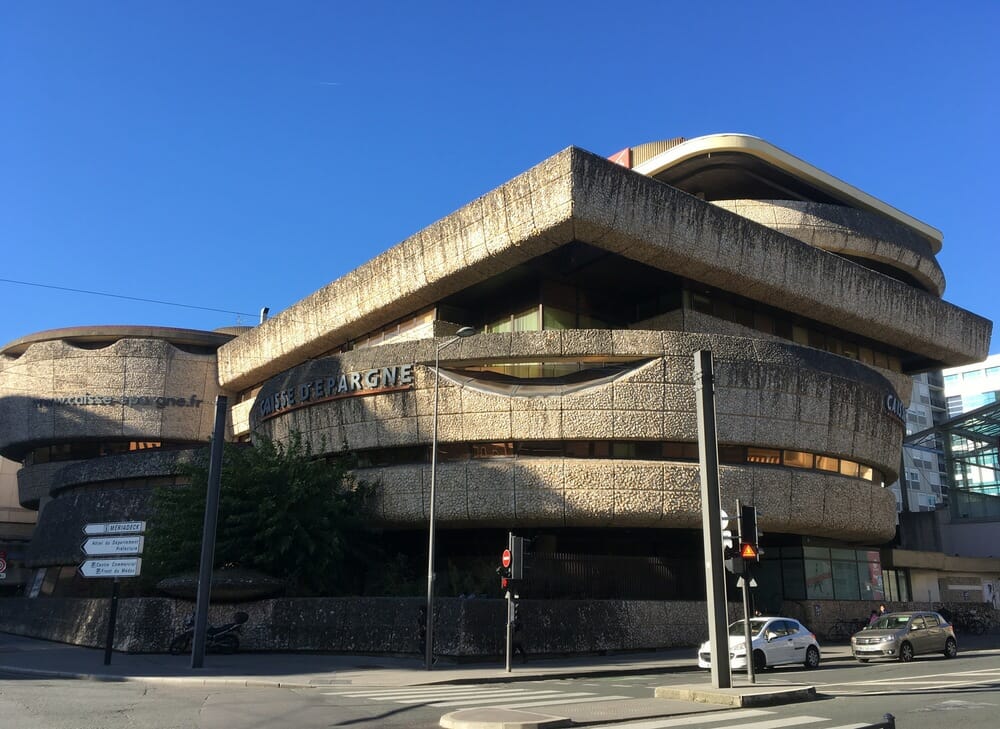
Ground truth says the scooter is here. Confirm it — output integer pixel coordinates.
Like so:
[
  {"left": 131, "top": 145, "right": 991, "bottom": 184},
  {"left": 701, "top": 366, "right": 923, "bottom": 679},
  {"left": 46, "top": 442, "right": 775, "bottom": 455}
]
[{"left": 168, "top": 611, "right": 248, "bottom": 655}]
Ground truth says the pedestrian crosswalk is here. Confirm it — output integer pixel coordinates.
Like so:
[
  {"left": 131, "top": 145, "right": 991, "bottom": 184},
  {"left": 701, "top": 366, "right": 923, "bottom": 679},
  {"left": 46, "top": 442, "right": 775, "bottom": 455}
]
[
  {"left": 323, "top": 686, "right": 881, "bottom": 729},
  {"left": 585, "top": 713, "right": 880, "bottom": 729},
  {"left": 323, "top": 683, "right": 631, "bottom": 710},
  {"left": 816, "top": 666, "right": 1000, "bottom": 696}
]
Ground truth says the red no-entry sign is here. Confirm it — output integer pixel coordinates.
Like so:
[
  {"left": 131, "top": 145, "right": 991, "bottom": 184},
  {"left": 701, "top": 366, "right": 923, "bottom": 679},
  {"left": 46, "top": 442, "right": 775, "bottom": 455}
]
[{"left": 502, "top": 549, "right": 511, "bottom": 568}]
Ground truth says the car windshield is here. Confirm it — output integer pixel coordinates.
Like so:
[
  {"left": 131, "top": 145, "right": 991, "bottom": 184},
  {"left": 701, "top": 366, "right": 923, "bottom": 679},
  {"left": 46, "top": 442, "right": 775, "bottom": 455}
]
[
  {"left": 871, "top": 615, "right": 911, "bottom": 630},
  {"left": 729, "top": 619, "right": 768, "bottom": 637}
]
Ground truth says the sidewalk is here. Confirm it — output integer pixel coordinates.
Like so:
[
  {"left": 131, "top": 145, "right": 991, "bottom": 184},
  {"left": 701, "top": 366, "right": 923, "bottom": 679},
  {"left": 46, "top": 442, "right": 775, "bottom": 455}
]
[
  {"left": 0, "top": 630, "right": 882, "bottom": 688},
  {"left": 2, "top": 632, "right": 997, "bottom": 729}
]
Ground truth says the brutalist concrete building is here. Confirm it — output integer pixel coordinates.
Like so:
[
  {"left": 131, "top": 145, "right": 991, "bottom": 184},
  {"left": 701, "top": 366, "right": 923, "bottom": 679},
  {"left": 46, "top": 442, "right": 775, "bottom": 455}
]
[
  {"left": 218, "top": 134, "right": 990, "bottom": 609},
  {"left": 1, "top": 134, "right": 992, "bottom": 612},
  {"left": 0, "top": 326, "right": 236, "bottom": 595}
]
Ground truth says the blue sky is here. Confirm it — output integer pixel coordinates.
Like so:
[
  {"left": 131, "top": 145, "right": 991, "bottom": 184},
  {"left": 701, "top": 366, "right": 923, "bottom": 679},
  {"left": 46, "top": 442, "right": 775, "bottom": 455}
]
[{"left": 3, "top": 2, "right": 999, "bottom": 355}]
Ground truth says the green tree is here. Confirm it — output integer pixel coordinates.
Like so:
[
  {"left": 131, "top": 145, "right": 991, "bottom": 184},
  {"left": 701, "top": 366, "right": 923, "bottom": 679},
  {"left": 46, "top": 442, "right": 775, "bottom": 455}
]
[{"left": 145, "top": 432, "right": 376, "bottom": 595}]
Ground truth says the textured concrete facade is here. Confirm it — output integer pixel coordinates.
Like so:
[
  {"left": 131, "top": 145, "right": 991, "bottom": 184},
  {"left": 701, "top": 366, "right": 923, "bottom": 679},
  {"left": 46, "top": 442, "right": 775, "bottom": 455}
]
[
  {"left": 0, "top": 327, "right": 232, "bottom": 562},
  {"left": 0, "top": 135, "right": 991, "bottom": 615},
  {"left": 219, "top": 147, "right": 989, "bottom": 391},
  {"left": 254, "top": 330, "right": 899, "bottom": 542}
]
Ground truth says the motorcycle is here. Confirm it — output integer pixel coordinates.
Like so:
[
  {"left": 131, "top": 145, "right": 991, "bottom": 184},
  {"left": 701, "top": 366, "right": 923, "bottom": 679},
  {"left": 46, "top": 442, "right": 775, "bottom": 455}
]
[{"left": 168, "top": 611, "right": 248, "bottom": 655}]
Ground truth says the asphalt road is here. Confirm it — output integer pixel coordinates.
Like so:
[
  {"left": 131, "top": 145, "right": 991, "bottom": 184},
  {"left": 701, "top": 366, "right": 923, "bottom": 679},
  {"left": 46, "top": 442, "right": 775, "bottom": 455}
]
[{"left": 2, "top": 649, "right": 998, "bottom": 729}]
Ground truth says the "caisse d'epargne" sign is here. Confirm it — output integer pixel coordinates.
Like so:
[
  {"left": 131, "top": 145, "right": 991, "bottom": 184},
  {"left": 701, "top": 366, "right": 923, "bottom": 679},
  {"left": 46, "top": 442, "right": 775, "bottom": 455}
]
[{"left": 256, "top": 364, "right": 415, "bottom": 423}]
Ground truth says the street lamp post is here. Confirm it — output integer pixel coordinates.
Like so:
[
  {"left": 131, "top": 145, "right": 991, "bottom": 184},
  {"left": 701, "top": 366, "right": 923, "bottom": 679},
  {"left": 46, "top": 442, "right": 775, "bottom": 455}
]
[{"left": 425, "top": 326, "right": 475, "bottom": 670}]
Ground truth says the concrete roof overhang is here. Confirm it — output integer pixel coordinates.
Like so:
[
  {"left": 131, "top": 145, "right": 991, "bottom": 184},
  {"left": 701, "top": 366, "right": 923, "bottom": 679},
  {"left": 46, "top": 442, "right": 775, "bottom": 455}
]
[
  {"left": 218, "top": 147, "right": 990, "bottom": 391},
  {"left": 633, "top": 134, "right": 944, "bottom": 254},
  {"left": 1, "top": 325, "right": 235, "bottom": 358}
]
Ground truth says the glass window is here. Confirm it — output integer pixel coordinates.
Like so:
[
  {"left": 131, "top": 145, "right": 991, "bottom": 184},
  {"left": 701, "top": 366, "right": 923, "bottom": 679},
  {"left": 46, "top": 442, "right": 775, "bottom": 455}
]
[
  {"left": 987, "top": 367, "right": 1000, "bottom": 377},
  {"left": 873, "top": 351, "right": 889, "bottom": 369},
  {"left": 472, "top": 442, "right": 514, "bottom": 458},
  {"left": 635, "top": 442, "right": 662, "bottom": 459},
  {"left": 754, "top": 312, "right": 775, "bottom": 335},
  {"left": 747, "top": 447, "right": 781, "bottom": 464},
  {"left": 612, "top": 442, "right": 636, "bottom": 458},
  {"left": 518, "top": 441, "right": 563, "bottom": 457},
  {"left": 816, "top": 455, "right": 839, "bottom": 472},
  {"left": 485, "top": 316, "right": 512, "bottom": 333},
  {"left": 718, "top": 445, "right": 745, "bottom": 463},
  {"left": 783, "top": 450, "right": 814, "bottom": 469},
  {"left": 513, "top": 307, "right": 540, "bottom": 332},
  {"left": 859, "top": 465, "right": 875, "bottom": 481},
  {"left": 860, "top": 560, "right": 885, "bottom": 601},
  {"left": 804, "top": 557, "right": 834, "bottom": 599},
  {"left": 858, "top": 346, "right": 874, "bottom": 364},
  {"left": 691, "top": 293, "right": 712, "bottom": 314},
  {"left": 839, "top": 459, "right": 859, "bottom": 477},
  {"left": 943, "top": 373, "right": 959, "bottom": 384},
  {"left": 833, "top": 560, "right": 861, "bottom": 599},
  {"left": 964, "top": 369, "right": 983, "bottom": 381},
  {"left": 782, "top": 559, "right": 806, "bottom": 599},
  {"left": 543, "top": 307, "right": 575, "bottom": 330},
  {"left": 564, "top": 442, "right": 590, "bottom": 458}
]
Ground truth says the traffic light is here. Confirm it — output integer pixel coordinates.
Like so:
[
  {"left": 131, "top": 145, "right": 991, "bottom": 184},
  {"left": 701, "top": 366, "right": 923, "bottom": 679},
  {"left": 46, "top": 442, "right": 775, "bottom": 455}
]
[
  {"left": 739, "top": 504, "right": 760, "bottom": 562},
  {"left": 510, "top": 536, "right": 527, "bottom": 580},
  {"left": 511, "top": 600, "right": 522, "bottom": 632},
  {"left": 724, "top": 545, "right": 745, "bottom": 575},
  {"left": 496, "top": 565, "right": 511, "bottom": 590}
]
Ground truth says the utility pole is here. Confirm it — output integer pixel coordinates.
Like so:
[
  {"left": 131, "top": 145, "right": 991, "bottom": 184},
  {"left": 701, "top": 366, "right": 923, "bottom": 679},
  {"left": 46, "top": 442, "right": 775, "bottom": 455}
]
[{"left": 695, "top": 350, "right": 731, "bottom": 688}]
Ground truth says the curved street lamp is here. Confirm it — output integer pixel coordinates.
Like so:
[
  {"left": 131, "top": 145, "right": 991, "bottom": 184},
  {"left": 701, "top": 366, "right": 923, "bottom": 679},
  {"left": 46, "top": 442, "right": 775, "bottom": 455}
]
[{"left": 425, "top": 325, "right": 476, "bottom": 670}]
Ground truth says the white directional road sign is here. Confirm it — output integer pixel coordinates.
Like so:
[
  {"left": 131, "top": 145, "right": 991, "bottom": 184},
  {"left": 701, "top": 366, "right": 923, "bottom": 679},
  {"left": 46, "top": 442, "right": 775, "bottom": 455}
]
[
  {"left": 82, "top": 536, "right": 144, "bottom": 557},
  {"left": 79, "top": 558, "right": 142, "bottom": 578},
  {"left": 84, "top": 521, "right": 146, "bottom": 536}
]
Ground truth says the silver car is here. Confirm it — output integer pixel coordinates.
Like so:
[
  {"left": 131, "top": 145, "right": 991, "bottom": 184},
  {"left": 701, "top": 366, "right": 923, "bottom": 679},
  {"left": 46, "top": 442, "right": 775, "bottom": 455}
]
[{"left": 851, "top": 611, "right": 958, "bottom": 662}]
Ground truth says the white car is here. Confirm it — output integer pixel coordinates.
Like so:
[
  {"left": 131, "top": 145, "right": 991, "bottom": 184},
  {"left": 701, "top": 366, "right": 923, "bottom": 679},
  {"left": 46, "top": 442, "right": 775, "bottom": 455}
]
[{"left": 697, "top": 617, "right": 822, "bottom": 671}]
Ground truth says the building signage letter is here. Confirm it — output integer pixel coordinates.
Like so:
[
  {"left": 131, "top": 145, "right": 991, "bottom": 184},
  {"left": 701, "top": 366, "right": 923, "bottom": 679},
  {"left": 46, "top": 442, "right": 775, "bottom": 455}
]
[{"left": 884, "top": 393, "right": 906, "bottom": 423}]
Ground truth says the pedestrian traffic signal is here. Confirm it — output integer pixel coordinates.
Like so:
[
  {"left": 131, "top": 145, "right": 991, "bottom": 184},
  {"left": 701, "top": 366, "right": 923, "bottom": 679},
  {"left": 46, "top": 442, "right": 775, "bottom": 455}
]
[{"left": 740, "top": 542, "right": 760, "bottom": 560}]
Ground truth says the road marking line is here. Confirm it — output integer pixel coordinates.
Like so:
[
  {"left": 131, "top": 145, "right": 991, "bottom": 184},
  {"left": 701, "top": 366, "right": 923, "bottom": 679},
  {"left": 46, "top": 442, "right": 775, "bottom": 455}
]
[
  {"left": 396, "top": 689, "right": 559, "bottom": 704},
  {"left": 498, "top": 694, "right": 633, "bottom": 709},
  {"left": 719, "top": 717, "right": 830, "bottom": 729},
  {"left": 328, "top": 686, "right": 517, "bottom": 698},
  {"left": 428, "top": 691, "right": 574, "bottom": 707},
  {"left": 584, "top": 708, "right": 773, "bottom": 728}
]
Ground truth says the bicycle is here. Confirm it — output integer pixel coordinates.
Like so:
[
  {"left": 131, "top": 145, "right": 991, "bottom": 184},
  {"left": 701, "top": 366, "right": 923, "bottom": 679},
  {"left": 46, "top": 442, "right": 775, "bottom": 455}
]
[{"left": 825, "top": 618, "right": 866, "bottom": 642}]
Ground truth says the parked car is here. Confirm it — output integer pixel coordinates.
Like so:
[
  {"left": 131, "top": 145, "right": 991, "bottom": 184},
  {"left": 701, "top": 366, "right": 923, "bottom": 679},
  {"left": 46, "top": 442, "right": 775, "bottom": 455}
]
[
  {"left": 851, "top": 611, "right": 958, "bottom": 662},
  {"left": 697, "top": 617, "right": 821, "bottom": 671}
]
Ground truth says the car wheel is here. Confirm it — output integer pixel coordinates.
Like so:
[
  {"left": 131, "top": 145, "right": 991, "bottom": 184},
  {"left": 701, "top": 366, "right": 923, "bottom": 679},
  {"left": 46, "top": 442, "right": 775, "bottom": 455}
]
[
  {"left": 899, "top": 642, "right": 914, "bottom": 662},
  {"left": 857, "top": 658, "right": 870, "bottom": 663},
  {"left": 753, "top": 650, "right": 767, "bottom": 672},
  {"left": 804, "top": 645, "right": 820, "bottom": 669},
  {"left": 944, "top": 637, "right": 958, "bottom": 658}
]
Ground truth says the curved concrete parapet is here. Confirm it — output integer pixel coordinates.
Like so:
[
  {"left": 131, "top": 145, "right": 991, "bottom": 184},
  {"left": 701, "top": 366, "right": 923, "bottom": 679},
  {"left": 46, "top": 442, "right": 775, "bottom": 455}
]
[
  {"left": 45, "top": 448, "right": 203, "bottom": 496},
  {"left": 0, "top": 332, "right": 230, "bottom": 460},
  {"left": 252, "top": 330, "right": 902, "bottom": 542},
  {"left": 712, "top": 200, "right": 945, "bottom": 296},
  {"left": 15, "top": 460, "right": 69, "bottom": 509},
  {"left": 357, "top": 459, "right": 896, "bottom": 543}
]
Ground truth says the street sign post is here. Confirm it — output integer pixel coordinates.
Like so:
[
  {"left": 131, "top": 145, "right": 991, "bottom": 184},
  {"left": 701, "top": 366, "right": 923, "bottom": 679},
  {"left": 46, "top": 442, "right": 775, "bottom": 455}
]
[
  {"left": 80, "top": 521, "right": 146, "bottom": 666},
  {"left": 502, "top": 549, "right": 511, "bottom": 568},
  {"left": 82, "top": 536, "right": 144, "bottom": 557},
  {"left": 83, "top": 521, "right": 146, "bottom": 536},
  {"left": 78, "top": 558, "right": 142, "bottom": 578}
]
